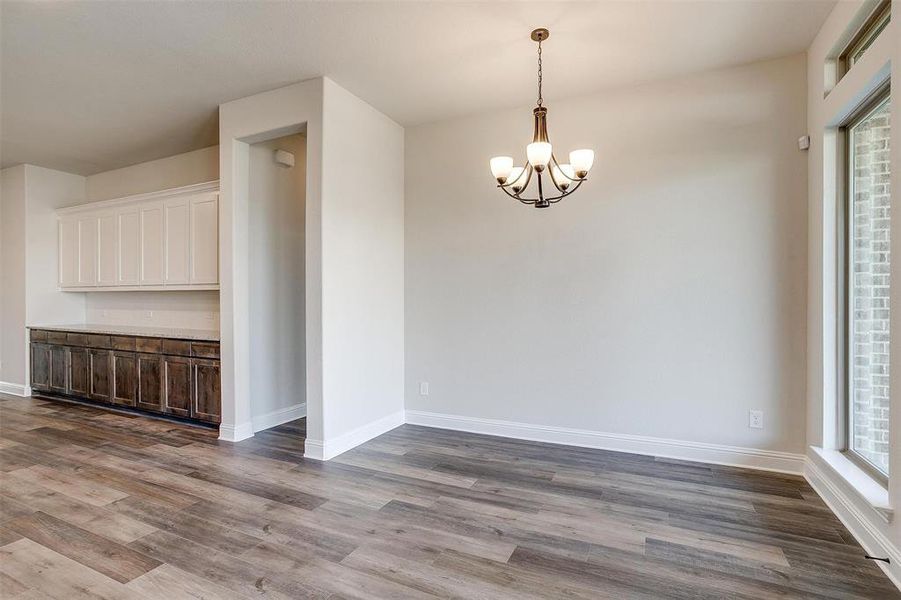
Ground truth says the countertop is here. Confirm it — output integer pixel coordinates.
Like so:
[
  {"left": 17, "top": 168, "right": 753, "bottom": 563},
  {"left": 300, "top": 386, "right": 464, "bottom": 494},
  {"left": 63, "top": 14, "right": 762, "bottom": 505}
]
[{"left": 27, "top": 323, "right": 220, "bottom": 342}]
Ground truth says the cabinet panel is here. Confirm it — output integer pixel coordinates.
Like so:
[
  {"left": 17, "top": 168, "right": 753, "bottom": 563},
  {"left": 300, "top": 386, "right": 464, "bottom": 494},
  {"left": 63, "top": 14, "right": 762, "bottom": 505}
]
[
  {"left": 164, "top": 199, "right": 190, "bottom": 284},
  {"left": 59, "top": 218, "right": 79, "bottom": 288},
  {"left": 117, "top": 208, "right": 141, "bottom": 285},
  {"left": 163, "top": 355, "right": 192, "bottom": 418},
  {"left": 140, "top": 203, "right": 164, "bottom": 285},
  {"left": 136, "top": 353, "right": 163, "bottom": 412},
  {"left": 77, "top": 216, "right": 98, "bottom": 286},
  {"left": 68, "top": 347, "right": 90, "bottom": 396},
  {"left": 31, "top": 343, "right": 51, "bottom": 391},
  {"left": 49, "top": 345, "right": 67, "bottom": 394},
  {"left": 97, "top": 212, "right": 117, "bottom": 286},
  {"left": 190, "top": 194, "right": 219, "bottom": 284},
  {"left": 111, "top": 352, "right": 137, "bottom": 407},
  {"left": 192, "top": 358, "right": 221, "bottom": 424},
  {"left": 88, "top": 350, "right": 111, "bottom": 402}
]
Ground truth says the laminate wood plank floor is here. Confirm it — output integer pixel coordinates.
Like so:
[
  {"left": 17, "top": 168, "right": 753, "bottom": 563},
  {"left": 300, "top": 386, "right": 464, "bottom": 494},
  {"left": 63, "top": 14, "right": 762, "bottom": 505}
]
[{"left": 0, "top": 393, "right": 897, "bottom": 599}]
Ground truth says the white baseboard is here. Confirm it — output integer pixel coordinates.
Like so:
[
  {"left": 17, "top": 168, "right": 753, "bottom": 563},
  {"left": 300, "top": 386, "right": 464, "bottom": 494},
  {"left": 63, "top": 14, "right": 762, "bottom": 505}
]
[
  {"left": 252, "top": 402, "right": 306, "bottom": 433},
  {"left": 805, "top": 455, "right": 901, "bottom": 590},
  {"left": 218, "top": 421, "right": 254, "bottom": 443},
  {"left": 404, "top": 410, "right": 807, "bottom": 475},
  {"left": 0, "top": 382, "right": 31, "bottom": 397},
  {"left": 305, "top": 409, "right": 405, "bottom": 461}
]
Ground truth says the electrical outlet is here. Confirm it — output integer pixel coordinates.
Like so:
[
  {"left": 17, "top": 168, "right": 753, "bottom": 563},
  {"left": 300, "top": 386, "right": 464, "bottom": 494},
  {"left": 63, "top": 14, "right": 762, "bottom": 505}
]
[
  {"left": 749, "top": 410, "right": 763, "bottom": 429},
  {"left": 419, "top": 382, "right": 430, "bottom": 396},
  {"left": 145, "top": 310, "right": 153, "bottom": 321}
]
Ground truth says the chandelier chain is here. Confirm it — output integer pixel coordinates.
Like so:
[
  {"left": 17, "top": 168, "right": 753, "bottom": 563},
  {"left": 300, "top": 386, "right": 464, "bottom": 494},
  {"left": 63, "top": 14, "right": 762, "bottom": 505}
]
[{"left": 536, "top": 39, "right": 543, "bottom": 107}]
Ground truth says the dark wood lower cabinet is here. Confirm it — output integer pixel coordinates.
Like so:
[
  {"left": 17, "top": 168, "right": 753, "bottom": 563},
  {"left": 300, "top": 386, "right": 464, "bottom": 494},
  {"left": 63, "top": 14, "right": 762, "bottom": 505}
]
[
  {"left": 111, "top": 352, "right": 138, "bottom": 407},
  {"left": 136, "top": 353, "right": 163, "bottom": 412},
  {"left": 29, "top": 329, "right": 220, "bottom": 426},
  {"left": 88, "top": 349, "right": 111, "bottom": 401},
  {"left": 163, "top": 355, "right": 192, "bottom": 418},
  {"left": 68, "top": 347, "right": 90, "bottom": 397},
  {"left": 30, "top": 343, "right": 51, "bottom": 392},
  {"left": 192, "top": 359, "right": 221, "bottom": 424},
  {"left": 49, "top": 345, "right": 67, "bottom": 394}
]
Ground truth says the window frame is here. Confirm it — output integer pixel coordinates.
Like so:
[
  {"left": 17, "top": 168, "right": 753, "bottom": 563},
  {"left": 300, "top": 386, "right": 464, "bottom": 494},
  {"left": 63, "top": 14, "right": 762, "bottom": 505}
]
[
  {"left": 839, "top": 0, "right": 891, "bottom": 76},
  {"left": 841, "top": 84, "right": 892, "bottom": 486}
]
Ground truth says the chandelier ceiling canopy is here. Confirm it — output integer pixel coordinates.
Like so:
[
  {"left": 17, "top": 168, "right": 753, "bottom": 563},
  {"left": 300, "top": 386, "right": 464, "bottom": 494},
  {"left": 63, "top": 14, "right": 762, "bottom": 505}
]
[{"left": 490, "top": 28, "right": 594, "bottom": 209}]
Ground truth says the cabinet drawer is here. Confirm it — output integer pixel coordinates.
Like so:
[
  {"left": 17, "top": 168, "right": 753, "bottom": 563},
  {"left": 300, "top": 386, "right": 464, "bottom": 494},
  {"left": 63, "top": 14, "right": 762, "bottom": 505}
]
[
  {"left": 135, "top": 337, "right": 162, "bottom": 353},
  {"left": 191, "top": 342, "right": 219, "bottom": 359},
  {"left": 47, "top": 331, "right": 67, "bottom": 344},
  {"left": 30, "top": 330, "right": 48, "bottom": 342},
  {"left": 86, "top": 334, "right": 110, "bottom": 349},
  {"left": 111, "top": 336, "right": 136, "bottom": 351},
  {"left": 67, "top": 333, "right": 89, "bottom": 346},
  {"left": 161, "top": 339, "right": 191, "bottom": 356}
]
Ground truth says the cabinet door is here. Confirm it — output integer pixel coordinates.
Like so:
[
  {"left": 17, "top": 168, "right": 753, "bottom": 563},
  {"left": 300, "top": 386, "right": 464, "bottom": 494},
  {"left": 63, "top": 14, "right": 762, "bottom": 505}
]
[
  {"left": 77, "top": 215, "right": 98, "bottom": 286},
  {"left": 68, "top": 347, "right": 89, "bottom": 397},
  {"left": 136, "top": 353, "right": 163, "bottom": 413},
  {"left": 31, "top": 343, "right": 51, "bottom": 391},
  {"left": 88, "top": 349, "right": 111, "bottom": 402},
  {"left": 97, "top": 212, "right": 117, "bottom": 286},
  {"left": 58, "top": 218, "right": 79, "bottom": 288},
  {"left": 164, "top": 198, "right": 190, "bottom": 284},
  {"left": 140, "top": 203, "right": 164, "bottom": 285},
  {"left": 190, "top": 193, "right": 219, "bottom": 284},
  {"left": 117, "top": 208, "right": 140, "bottom": 285},
  {"left": 192, "top": 358, "right": 221, "bottom": 424},
  {"left": 163, "top": 355, "right": 192, "bottom": 418},
  {"left": 49, "top": 345, "right": 67, "bottom": 394},
  {"left": 111, "top": 352, "right": 137, "bottom": 406}
]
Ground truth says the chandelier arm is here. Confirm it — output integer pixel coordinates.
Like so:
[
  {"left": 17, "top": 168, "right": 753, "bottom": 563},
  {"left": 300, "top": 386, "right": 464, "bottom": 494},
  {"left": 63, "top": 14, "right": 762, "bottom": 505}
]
[
  {"left": 498, "top": 184, "right": 537, "bottom": 204},
  {"left": 547, "top": 154, "right": 567, "bottom": 193},
  {"left": 498, "top": 162, "right": 532, "bottom": 191},
  {"left": 550, "top": 153, "right": 582, "bottom": 183},
  {"left": 545, "top": 178, "right": 586, "bottom": 203}
]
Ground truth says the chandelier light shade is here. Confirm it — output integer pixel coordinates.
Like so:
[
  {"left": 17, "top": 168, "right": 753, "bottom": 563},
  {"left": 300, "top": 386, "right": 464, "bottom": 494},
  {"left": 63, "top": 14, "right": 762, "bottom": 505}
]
[{"left": 490, "top": 28, "right": 594, "bottom": 208}]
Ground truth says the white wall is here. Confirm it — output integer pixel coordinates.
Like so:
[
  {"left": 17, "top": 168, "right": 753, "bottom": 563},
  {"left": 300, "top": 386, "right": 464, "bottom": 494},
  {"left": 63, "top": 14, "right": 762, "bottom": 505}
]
[
  {"left": 248, "top": 133, "right": 307, "bottom": 430},
  {"left": 805, "top": 0, "right": 900, "bottom": 586},
  {"left": 218, "top": 78, "right": 324, "bottom": 444},
  {"left": 24, "top": 165, "right": 89, "bottom": 327},
  {"left": 82, "top": 146, "right": 220, "bottom": 330},
  {"left": 1, "top": 166, "right": 28, "bottom": 389},
  {"left": 0, "top": 165, "right": 86, "bottom": 392},
  {"left": 218, "top": 77, "right": 404, "bottom": 455},
  {"left": 405, "top": 54, "right": 809, "bottom": 456},
  {"left": 319, "top": 79, "right": 405, "bottom": 453},
  {"left": 85, "top": 145, "right": 218, "bottom": 200}
]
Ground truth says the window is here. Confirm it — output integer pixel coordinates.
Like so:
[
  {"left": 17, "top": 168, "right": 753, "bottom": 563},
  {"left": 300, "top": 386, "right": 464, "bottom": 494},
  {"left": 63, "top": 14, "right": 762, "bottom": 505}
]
[
  {"left": 845, "top": 89, "right": 891, "bottom": 480},
  {"left": 841, "top": 1, "right": 891, "bottom": 74}
]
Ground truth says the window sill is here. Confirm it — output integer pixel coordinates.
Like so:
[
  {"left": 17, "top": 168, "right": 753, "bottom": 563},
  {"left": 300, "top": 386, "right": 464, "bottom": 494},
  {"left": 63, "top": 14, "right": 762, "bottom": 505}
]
[{"left": 810, "top": 446, "right": 893, "bottom": 523}]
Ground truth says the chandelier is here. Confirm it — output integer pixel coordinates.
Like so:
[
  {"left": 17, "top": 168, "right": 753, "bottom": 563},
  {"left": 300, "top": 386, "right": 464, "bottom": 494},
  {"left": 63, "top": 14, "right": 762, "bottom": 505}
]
[{"left": 490, "top": 28, "right": 594, "bottom": 208}]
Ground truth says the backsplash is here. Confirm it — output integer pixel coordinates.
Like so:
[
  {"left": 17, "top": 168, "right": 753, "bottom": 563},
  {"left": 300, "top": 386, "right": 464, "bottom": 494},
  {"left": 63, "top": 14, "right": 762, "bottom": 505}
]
[{"left": 84, "top": 290, "right": 219, "bottom": 330}]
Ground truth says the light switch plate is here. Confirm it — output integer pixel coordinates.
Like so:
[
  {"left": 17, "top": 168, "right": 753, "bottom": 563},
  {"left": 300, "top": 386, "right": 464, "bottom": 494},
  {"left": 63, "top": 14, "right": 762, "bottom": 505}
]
[{"left": 419, "top": 382, "right": 430, "bottom": 396}]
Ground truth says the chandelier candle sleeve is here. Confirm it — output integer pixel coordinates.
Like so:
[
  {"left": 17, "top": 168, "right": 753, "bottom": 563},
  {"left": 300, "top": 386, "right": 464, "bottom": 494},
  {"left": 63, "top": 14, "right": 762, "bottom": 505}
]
[
  {"left": 488, "top": 28, "right": 595, "bottom": 208},
  {"left": 508, "top": 167, "right": 527, "bottom": 192},
  {"left": 569, "top": 149, "right": 594, "bottom": 178},
  {"left": 527, "top": 142, "right": 552, "bottom": 170},
  {"left": 490, "top": 156, "right": 514, "bottom": 183}
]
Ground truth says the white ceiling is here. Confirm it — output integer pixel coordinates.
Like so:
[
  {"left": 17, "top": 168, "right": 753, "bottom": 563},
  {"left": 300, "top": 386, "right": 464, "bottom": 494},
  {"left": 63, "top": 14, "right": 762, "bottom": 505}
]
[{"left": 1, "top": 1, "right": 835, "bottom": 175}]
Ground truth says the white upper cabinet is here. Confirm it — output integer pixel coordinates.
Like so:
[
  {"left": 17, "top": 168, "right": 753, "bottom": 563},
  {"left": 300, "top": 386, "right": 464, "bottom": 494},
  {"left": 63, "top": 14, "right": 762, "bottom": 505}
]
[
  {"left": 56, "top": 182, "right": 219, "bottom": 291},
  {"left": 76, "top": 215, "right": 99, "bottom": 286},
  {"left": 58, "top": 218, "right": 79, "bottom": 288},
  {"left": 190, "top": 193, "right": 219, "bottom": 284},
  {"left": 117, "top": 208, "right": 140, "bottom": 285},
  {"left": 140, "top": 202, "right": 164, "bottom": 285},
  {"left": 164, "top": 198, "right": 190, "bottom": 284},
  {"left": 97, "top": 212, "right": 117, "bottom": 286}
]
